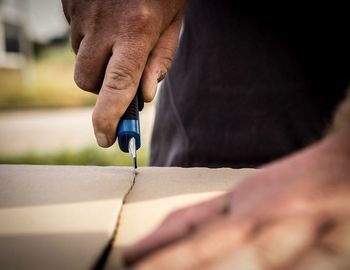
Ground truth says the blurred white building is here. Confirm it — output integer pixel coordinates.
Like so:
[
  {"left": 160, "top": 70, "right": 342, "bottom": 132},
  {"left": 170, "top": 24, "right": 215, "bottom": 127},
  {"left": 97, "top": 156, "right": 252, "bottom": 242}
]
[
  {"left": 0, "top": 0, "right": 68, "bottom": 69},
  {"left": 0, "top": 0, "right": 27, "bottom": 68}
]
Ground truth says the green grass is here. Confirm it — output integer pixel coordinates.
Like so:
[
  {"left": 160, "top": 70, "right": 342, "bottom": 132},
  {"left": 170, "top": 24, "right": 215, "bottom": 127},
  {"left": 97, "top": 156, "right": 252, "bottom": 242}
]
[{"left": 0, "top": 145, "right": 148, "bottom": 166}]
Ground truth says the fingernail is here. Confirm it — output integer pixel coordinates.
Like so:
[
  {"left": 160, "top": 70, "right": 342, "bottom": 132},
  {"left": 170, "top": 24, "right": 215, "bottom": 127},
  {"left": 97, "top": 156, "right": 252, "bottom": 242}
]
[
  {"left": 95, "top": 132, "right": 109, "bottom": 147},
  {"left": 157, "top": 71, "right": 167, "bottom": 82}
]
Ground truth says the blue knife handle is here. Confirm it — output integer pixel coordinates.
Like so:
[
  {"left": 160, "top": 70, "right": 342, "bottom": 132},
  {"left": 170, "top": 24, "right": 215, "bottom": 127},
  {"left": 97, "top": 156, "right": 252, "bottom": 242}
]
[{"left": 117, "top": 86, "right": 144, "bottom": 153}]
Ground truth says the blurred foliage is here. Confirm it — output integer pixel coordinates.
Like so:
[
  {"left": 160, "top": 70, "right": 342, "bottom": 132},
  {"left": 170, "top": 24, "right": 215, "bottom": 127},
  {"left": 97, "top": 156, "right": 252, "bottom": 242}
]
[
  {"left": 0, "top": 43, "right": 96, "bottom": 109},
  {"left": 0, "top": 145, "right": 148, "bottom": 166},
  {"left": 36, "top": 42, "right": 75, "bottom": 64}
]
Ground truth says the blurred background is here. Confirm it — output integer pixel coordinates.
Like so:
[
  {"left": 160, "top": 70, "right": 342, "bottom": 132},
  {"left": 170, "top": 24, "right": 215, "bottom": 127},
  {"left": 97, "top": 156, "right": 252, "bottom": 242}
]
[{"left": 0, "top": 0, "right": 154, "bottom": 166}]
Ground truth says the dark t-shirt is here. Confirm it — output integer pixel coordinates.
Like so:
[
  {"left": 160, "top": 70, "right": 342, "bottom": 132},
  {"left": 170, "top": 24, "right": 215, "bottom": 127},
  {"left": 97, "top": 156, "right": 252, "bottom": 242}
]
[{"left": 150, "top": 1, "right": 350, "bottom": 168}]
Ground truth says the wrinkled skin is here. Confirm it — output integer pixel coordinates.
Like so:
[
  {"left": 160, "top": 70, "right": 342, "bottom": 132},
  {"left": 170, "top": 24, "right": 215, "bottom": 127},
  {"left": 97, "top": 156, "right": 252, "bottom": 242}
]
[
  {"left": 62, "top": 0, "right": 185, "bottom": 147},
  {"left": 125, "top": 124, "right": 350, "bottom": 270}
]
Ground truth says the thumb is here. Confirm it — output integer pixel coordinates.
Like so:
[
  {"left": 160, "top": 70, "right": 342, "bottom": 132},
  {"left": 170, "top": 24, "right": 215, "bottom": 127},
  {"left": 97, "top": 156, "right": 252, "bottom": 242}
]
[{"left": 92, "top": 42, "right": 150, "bottom": 148}]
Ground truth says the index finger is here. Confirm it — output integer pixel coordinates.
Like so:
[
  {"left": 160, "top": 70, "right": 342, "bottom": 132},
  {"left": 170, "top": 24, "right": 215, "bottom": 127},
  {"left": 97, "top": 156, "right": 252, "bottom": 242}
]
[{"left": 92, "top": 40, "right": 152, "bottom": 147}]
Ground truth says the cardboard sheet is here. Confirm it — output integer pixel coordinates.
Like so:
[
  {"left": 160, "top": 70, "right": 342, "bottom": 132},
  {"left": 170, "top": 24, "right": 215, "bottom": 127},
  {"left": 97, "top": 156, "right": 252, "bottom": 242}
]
[
  {"left": 105, "top": 167, "right": 255, "bottom": 269},
  {"left": 0, "top": 165, "right": 255, "bottom": 270},
  {"left": 0, "top": 165, "right": 134, "bottom": 270}
]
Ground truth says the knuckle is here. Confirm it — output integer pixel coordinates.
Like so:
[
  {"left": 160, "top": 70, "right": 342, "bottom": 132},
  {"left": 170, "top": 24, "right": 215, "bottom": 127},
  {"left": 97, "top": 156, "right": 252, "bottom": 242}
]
[
  {"left": 160, "top": 56, "right": 173, "bottom": 71},
  {"left": 126, "top": 8, "right": 157, "bottom": 33},
  {"left": 104, "top": 67, "right": 135, "bottom": 94},
  {"left": 129, "top": 8, "right": 154, "bottom": 24},
  {"left": 156, "top": 46, "right": 175, "bottom": 66},
  {"left": 161, "top": 54, "right": 174, "bottom": 70}
]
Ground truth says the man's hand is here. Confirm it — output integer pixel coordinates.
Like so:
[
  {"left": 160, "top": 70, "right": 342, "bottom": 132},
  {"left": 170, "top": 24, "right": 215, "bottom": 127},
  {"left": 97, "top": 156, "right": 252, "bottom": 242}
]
[
  {"left": 124, "top": 126, "right": 350, "bottom": 269},
  {"left": 62, "top": 0, "right": 185, "bottom": 147}
]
